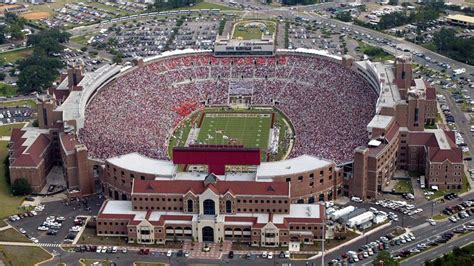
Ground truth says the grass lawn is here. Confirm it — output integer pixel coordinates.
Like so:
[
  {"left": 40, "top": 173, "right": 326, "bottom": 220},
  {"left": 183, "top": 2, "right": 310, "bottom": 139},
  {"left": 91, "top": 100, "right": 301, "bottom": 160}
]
[
  {"left": 88, "top": 2, "right": 130, "bottom": 17},
  {"left": 80, "top": 258, "right": 115, "bottom": 266},
  {"left": 135, "top": 263, "right": 166, "bottom": 266},
  {"left": 19, "top": 0, "right": 84, "bottom": 13},
  {"left": 78, "top": 228, "right": 127, "bottom": 246},
  {"left": 0, "top": 141, "right": 24, "bottom": 220},
  {"left": 0, "top": 48, "right": 33, "bottom": 63},
  {"left": 0, "top": 123, "right": 26, "bottom": 137},
  {"left": 70, "top": 35, "right": 92, "bottom": 46},
  {"left": 432, "top": 213, "right": 446, "bottom": 221},
  {"left": 0, "top": 245, "right": 52, "bottom": 266},
  {"left": 0, "top": 99, "right": 36, "bottom": 108},
  {"left": 0, "top": 228, "right": 29, "bottom": 242},
  {"left": 358, "top": 41, "right": 394, "bottom": 62},
  {"left": 232, "top": 20, "right": 276, "bottom": 40},
  {"left": 197, "top": 112, "right": 271, "bottom": 159},
  {"left": 176, "top": 2, "right": 239, "bottom": 11},
  {"left": 394, "top": 179, "right": 413, "bottom": 193},
  {"left": 0, "top": 83, "right": 17, "bottom": 97}
]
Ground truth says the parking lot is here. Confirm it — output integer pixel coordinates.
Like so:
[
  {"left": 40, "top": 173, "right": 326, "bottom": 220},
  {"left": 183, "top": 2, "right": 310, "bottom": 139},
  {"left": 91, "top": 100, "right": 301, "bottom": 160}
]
[{"left": 7, "top": 195, "right": 104, "bottom": 246}]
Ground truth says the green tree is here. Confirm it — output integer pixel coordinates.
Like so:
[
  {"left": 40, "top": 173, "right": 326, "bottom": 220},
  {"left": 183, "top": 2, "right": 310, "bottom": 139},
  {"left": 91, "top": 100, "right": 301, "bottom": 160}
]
[
  {"left": 11, "top": 178, "right": 32, "bottom": 196},
  {"left": 17, "top": 65, "right": 57, "bottom": 94},
  {"left": 0, "top": 25, "right": 6, "bottom": 44},
  {"left": 335, "top": 11, "right": 352, "bottom": 22},
  {"left": 373, "top": 250, "right": 399, "bottom": 266}
]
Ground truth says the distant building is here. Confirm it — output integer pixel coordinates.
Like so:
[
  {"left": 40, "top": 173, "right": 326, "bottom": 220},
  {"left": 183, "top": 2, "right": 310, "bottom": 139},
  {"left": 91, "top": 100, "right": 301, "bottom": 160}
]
[{"left": 446, "top": 14, "right": 474, "bottom": 28}]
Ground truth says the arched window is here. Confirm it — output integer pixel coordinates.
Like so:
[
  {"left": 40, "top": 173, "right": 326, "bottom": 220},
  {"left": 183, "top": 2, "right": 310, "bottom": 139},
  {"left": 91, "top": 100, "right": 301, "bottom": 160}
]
[
  {"left": 203, "top": 199, "right": 215, "bottom": 215},
  {"left": 226, "top": 200, "right": 232, "bottom": 213},
  {"left": 187, "top": 199, "right": 193, "bottom": 212}
]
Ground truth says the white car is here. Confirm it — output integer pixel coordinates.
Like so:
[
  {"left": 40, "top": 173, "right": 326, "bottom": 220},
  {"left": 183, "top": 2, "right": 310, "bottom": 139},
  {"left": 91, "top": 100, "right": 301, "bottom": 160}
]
[
  {"left": 449, "top": 216, "right": 458, "bottom": 223},
  {"left": 167, "top": 250, "right": 173, "bottom": 257},
  {"left": 30, "top": 237, "right": 39, "bottom": 243},
  {"left": 69, "top": 226, "right": 81, "bottom": 232},
  {"left": 262, "top": 251, "right": 268, "bottom": 258},
  {"left": 37, "top": 226, "right": 48, "bottom": 231},
  {"left": 284, "top": 251, "right": 290, "bottom": 258},
  {"left": 267, "top": 252, "right": 273, "bottom": 259},
  {"left": 96, "top": 246, "right": 102, "bottom": 253},
  {"left": 351, "top": 196, "right": 362, "bottom": 203},
  {"left": 427, "top": 219, "right": 436, "bottom": 226},
  {"left": 19, "top": 228, "right": 27, "bottom": 234},
  {"left": 368, "top": 248, "right": 374, "bottom": 256}
]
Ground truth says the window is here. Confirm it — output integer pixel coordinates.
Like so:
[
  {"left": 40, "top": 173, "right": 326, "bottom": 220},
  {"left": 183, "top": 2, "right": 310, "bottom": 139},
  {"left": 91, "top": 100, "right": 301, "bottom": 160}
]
[
  {"left": 226, "top": 200, "right": 232, "bottom": 213},
  {"left": 286, "top": 178, "right": 291, "bottom": 182},
  {"left": 187, "top": 199, "right": 193, "bottom": 212},
  {"left": 309, "top": 173, "right": 314, "bottom": 179},
  {"left": 140, "top": 176, "right": 145, "bottom": 180},
  {"left": 298, "top": 176, "right": 303, "bottom": 181}
]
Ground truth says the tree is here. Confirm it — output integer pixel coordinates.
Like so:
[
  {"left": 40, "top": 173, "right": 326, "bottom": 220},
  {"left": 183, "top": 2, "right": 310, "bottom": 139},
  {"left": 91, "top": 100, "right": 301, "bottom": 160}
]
[
  {"left": 11, "top": 178, "right": 32, "bottom": 196},
  {"left": 0, "top": 25, "right": 6, "bottom": 44},
  {"left": 17, "top": 65, "right": 56, "bottom": 94},
  {"left": 335, "top": 11, "right": 352, "bottom": 22},
  {"left": 373, "top": 250, "right": 399, "bottom": 266}
]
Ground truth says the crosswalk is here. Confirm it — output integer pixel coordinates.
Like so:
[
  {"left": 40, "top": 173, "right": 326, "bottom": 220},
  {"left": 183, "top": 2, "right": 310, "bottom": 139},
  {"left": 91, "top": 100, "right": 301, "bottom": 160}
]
[{"left": 37, "top": 243, "right": 62, "bottom": 248}]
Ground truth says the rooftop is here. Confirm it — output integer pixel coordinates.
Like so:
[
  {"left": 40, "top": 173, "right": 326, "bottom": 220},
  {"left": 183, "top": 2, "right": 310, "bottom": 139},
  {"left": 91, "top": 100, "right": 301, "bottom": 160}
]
[
  {"left": 107, "top": 152, "right": 176, "bottom": 177},
  {"left": 447, "top": 14, "right": 474, "bottom": 24},
  {"left": 132, "top": 179, "right": 289, "bottom": 196},
  {"left": 256, "top": 155, "right": 333, "bottom": 179},
  {"left": 273, "top": 204, "right": 322, "bottom": 224},
  {"left": 56, "top": 64, "right": 121, "bottom": 130},
  {"left": 367, "top": 115, "right": 393, "bottom": 131}
]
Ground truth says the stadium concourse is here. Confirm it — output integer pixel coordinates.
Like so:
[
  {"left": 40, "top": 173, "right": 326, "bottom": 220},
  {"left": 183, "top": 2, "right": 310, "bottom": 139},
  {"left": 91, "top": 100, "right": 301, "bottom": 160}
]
[{"left": 80, "top": 53, "right": 377, "bottom": 164}]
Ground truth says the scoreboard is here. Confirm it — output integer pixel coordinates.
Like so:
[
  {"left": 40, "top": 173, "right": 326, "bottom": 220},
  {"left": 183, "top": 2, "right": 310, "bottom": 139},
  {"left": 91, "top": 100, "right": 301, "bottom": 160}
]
[{"left": 214, "top": 38, "right": 275, "bottom": 56}]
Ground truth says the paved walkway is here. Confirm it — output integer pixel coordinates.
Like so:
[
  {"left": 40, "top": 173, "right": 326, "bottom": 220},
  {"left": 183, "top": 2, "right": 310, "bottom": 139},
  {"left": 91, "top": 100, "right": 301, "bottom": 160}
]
[
  {"left": 0, "top": 225, "right": 12, "bottom": 232},
  {"left": 183, "top": 241, "right": 231, "bottom": 259}
]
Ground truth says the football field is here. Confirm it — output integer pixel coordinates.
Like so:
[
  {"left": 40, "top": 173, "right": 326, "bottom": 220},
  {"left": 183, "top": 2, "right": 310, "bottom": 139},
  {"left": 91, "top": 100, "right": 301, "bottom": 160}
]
[{"left": 197, "top": 112, "right": 271, "bottom": 150}]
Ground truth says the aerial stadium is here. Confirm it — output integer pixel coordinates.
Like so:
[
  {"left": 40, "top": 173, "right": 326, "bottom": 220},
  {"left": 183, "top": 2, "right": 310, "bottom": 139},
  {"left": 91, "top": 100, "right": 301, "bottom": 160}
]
[{"left": 8, "top": 20, "right": 464, "bottom": 245}]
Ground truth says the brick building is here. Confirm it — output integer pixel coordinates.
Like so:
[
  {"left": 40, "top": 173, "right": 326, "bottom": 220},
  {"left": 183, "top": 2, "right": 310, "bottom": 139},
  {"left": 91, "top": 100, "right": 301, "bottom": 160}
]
[{"left": 97, "top": 176, "right": 325, "bottom": 246}]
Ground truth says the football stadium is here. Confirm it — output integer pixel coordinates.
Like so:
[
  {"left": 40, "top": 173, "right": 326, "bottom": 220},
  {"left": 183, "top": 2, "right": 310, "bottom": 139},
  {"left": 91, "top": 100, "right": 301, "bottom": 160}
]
[
  {"left": 9, "top": 19, "right": 464, "bottom": 246},
  {"left": 80, "top": 52, "right": 377, "bottom": 165}
]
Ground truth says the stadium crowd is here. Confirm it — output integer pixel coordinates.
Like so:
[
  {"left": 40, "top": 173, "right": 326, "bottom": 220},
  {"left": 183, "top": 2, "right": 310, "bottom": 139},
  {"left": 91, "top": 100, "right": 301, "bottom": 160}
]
[{"left": 81, "top": 53, "right": 377, "bottom": 163}]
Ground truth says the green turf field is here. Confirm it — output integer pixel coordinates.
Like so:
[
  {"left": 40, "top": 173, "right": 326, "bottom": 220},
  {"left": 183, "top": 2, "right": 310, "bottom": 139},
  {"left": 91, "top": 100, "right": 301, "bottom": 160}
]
[{"left": 197, "top": 112, "right": 271, "bottom": 151}]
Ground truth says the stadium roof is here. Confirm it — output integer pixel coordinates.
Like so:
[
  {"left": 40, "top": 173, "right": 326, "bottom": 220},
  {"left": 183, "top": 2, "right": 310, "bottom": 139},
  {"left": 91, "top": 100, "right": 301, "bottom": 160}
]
[
  {"left": 143, "top": 48, "right": 211, "bottom": 63},
  {"left": 256, "top": 155, "right": 333, "bottom": 179},
  {"left": 107, "top": 152, "right": 176, "bottom": 177},
  {"left": 277, "top": 48, "right": 341, "bottom": 61},
  {"left": 56, "top": 64, "right": 121, "bottom": 129}
]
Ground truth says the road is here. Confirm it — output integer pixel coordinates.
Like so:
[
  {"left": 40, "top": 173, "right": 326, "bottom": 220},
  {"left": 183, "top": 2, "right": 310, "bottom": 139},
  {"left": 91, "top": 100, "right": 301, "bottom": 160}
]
[{"left": 400, "top": 232, "right": 474, "bottom": 266}]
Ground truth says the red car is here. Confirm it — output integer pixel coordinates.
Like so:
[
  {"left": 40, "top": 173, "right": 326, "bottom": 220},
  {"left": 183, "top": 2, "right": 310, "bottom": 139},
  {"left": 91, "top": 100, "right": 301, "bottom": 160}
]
[{"left": 138, "top": 248, "right": 150, "bottom": 255}]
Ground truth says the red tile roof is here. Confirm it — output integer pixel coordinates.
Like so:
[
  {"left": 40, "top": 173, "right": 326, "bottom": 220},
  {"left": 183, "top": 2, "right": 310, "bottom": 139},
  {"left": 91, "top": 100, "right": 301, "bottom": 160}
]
[
  {"left": 409, "top": 131, "right": 462, "bottom": 163},
  {"left": 60, "top": 133, "right": 79, "bottom": 152},
  {"left": 132, "top": 179, "right": 289, "bottom": 196},
  {"left": 428, "top": 147, "right": 463, "bottom": 163},
  {"left": 10, "top": 129, "right": 51, "bottom": 167}
]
